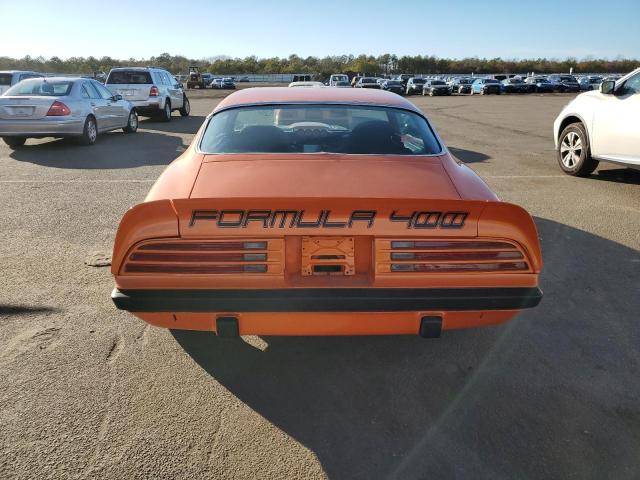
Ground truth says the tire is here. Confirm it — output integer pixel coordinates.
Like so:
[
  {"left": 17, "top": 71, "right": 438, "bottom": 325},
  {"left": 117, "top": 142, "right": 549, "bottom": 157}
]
[
  {"left": 123, "top": 109, "right": 138, "bottom": 133},
  {"left": 160, "top": 100, "right": 171, "bottom": 122},
  {"left": 179, "top": 96, "right": 190, "bottom": 117},
  {"left": 77, "top": 116, "right": 97, "bottom": 146},
  {"left": 2, "top": 137, "right": 27, "bottom": 149},
  {"left": 557, "top": 123, "right": 598, "bottom": 176}
]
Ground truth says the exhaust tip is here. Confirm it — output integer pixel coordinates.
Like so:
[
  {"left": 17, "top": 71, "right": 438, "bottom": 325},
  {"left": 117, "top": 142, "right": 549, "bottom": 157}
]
[
  {"left": 216, "top": 316, "right": 239, "bottom": 338},
  {"left": 419, "top": 316, "right": 442, "bottom": 338}
]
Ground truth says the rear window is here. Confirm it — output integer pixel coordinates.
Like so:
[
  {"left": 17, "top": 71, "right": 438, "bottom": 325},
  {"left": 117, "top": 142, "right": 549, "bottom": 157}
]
[
  {"left": 106, "top": 70, "right": 153, "bottom": 84},
  {"left": 412, "top": 79, "right": 426, "bottom": 84},
  {"left": 560, "top": 76, "right": 577, "bottom": 82},
  {"left": 0, "top": 74, "right": 12, "bottom": 86},
  {"left": 200, "top": 105, "right": 441, "bottom": 155},
  {"left": 4, "top": 79, "right": 73, "bottom": 96}
]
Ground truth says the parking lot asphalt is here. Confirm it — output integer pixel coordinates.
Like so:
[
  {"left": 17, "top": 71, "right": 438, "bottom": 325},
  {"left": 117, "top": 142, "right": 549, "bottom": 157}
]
[{"left": 1, "top": 91, "right": 639, "bottom": 480}]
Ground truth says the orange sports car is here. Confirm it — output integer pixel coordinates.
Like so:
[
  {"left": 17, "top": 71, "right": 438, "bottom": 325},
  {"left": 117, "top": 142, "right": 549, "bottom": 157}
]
[{"left": 111, "top": 87, "right": 542, "bottom": 338}]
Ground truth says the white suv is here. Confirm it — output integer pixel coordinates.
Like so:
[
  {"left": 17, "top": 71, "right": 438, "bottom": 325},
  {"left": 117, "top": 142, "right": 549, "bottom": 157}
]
[
  {"left": 105, "top": 67, "right": 190, "bottom": 121},
  {"left": 553, "top": 67, "right": 640, "bottom": 176}
]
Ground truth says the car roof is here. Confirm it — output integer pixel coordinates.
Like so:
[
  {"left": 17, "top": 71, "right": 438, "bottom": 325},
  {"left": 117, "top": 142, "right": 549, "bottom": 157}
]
[
  {"left": 0, "top": 70, "right": 40, "bottom": 74},
  {"left": 214, "top": 87, "right": 422, "bottom": 114},
  {"left": 16, "top": 76, "right": 84, "bottom": 82}
]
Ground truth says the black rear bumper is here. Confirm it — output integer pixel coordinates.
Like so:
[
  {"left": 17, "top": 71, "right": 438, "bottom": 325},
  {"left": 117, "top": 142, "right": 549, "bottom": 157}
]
[{"left": 112, "top": 287, "right": 542, "bottom": 313}]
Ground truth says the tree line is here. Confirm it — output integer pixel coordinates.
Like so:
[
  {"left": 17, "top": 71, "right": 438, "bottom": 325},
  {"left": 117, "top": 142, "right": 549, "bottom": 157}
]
[{"left": 1, "top": 53, "right": 637, "bottom": 77}]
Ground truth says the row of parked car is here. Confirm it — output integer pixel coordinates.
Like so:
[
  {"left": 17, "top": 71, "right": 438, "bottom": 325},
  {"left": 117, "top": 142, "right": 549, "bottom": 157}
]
[
  {"left": 0, "top": 66, "right": 191, "bottom": 148},
  {"left": 344, "top": 73, "right": 621, "bottom": 96}
]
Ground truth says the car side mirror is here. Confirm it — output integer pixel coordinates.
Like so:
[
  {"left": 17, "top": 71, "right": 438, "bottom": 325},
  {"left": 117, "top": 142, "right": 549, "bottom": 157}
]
[
  {"left": 600, "top": 80, "right": 615, "bottom": 95},
  {"left": 112, "top": 94, "right": 123, "bottom": 101}
]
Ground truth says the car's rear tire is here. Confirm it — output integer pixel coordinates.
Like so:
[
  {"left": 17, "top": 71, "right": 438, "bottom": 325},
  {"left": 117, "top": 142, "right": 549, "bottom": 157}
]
[
  {"left": 123, "top": 109, "right": 138, "bottom": 133},
  {"left": 160, "top": 100, "right": 171, "bottom": 122},
  {"left": 557, "top": 123, "right": 599, "bottom": 176},
  {"left": 3, "top": 137, "right": 27, "bottom": 149},
  {"left": 77, "top": 116, "right": 97, "bottom": 146},
  {"left": 179, "top": 96, "right": 190, "bottom": 117}
]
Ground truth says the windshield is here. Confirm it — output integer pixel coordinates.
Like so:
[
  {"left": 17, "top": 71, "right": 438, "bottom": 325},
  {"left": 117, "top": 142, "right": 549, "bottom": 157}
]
[
  {"left": 106, "top": 70, "right": 152, "bottom": 84},
  {"left": 485, "top": 79, "right": 499, "bottom": 84},
  {"left": 560, "top": 76, "right": 577, "bottom": 82},
  {"left": 0, "top": 74, "right": 12, "bottom": 86},
  {"left": 386, "top": 81, "right": 402, "bottom": 86},
  {"left": 430, "top": 80, "right": 445, "bottom": 85},
  {"left": 412, "top": 79, "right": 426, "bottom": 84},
  {"left": 4, "top": 79, "right": 74, "bottom": 96},
  {"left": 200, "top": 105, "right": 441, "bottom": 155},
  {"left": 361, "top": 78, "right": 376, "bottom": 83}
]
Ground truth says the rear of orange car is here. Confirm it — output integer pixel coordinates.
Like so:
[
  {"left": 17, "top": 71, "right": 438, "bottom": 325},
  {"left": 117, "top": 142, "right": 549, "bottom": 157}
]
[{"left": 111, "top": 88, "right": 542, "bottom": 337}]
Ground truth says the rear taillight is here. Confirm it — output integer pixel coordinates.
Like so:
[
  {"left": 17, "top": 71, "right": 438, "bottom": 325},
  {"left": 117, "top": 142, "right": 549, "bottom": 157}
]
[
  {"left": 122, "top": 240, "right": 281, "bottom": 275},
  {"left": 149, "top": 86, "right": 159, "bottom": 97},
  {"left": 46, "top": 101, "right": 70, "bottom": 116},
  {"left": 377, "top": 240, "right": 531, "bottom": 273}
]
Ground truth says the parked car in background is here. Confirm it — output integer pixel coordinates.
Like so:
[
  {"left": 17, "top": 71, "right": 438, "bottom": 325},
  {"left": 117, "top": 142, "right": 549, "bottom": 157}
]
[
  {"left": 333, "top": 81, "right": 351, "bottom": 88},
  {"left": 450, "top": 77, "right": 474, "bottom": 94},
  {"left": 0, "top": 71, "right": 44, "bottom": 95},
  {"left": 355, "top": 77, "right": 381, "bottom": 89},
  {"left": 501, "top": 78, "right": 529, "bottom": 93},
  {"left": 380, "top": 80, "right": 404, "bottom": 95},
  {"left": 0, "top": 77, "right": 138, "bottom": 148},
  {"left": 237, "top": 76, "right": 250, "bottom": 82},
  {"left": 105, "top": 67, "right": 190, "bottom": 121},
  {"left": 201, "top": 73, "right": 213, "bottom": 87},
  {"left": 524, "top": 76, "right": 555, "bottom": 93},
  {"left": 220, "top": 78, "right": 236, "bottom": 89},
  {"left": 422, "top": 79, "right": 452, "bottom": 96},
  {"left": 350, "top": 76, "right": 362, "bottom": 87},
  {"left": 578, "top": 76, "right": 603, "bottom": 91},
  {"left": 329, "top": 74, "right": 349, "bottom": 87},
  {"left": 470, "top": 78, "right": 502, "bottom": 95},
  {"left": 394, "top": 74, "right": 414, "bottom": 88},
  {"left": 209, "top": 78, "right": 222, "bottom": 89},
  {"left": 288, "top": 81, "right": 324, "bottom": 88},
  {"left": 547, "top": 74, "right": 580, "bottom": 92},
  {"left": 553, "top": 68, "right": 640, "bottom": 176},
  {"left": 405, "top": 77, "right": 426, "bottom": 95}
]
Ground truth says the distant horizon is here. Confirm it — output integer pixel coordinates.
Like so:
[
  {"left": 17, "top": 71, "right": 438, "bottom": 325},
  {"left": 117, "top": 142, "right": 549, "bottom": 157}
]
[
  {"left": 4, "top": 53, "right": 640, "bottom": 63},
  {"left": 3, "top": 0, "right": 639, "bottom": 60}
]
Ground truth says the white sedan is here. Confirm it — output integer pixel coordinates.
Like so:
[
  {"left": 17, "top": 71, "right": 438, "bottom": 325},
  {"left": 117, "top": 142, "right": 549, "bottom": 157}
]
[{"left": 553, "top": 67, "right": 640, "bottom": 176}]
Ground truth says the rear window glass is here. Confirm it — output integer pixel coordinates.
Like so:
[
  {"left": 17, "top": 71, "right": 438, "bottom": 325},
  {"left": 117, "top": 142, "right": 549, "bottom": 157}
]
[
  {"left": 4, "top": 79, "right": 73, "bottom": 96},
  {"left": 560, "top": 76, "right": 577, "bottom": 82},
  {"left": 200, "top": 105, "right": 441, "bottom": 155},
  {"left": 106, "top": 70, "right": 153, "bottom": 84},
  {"left": 412, "top": 79, "right": 426, "bottom": 84},
  {"left": 0, "top": 74, "right": 13, "bottom": 86}
]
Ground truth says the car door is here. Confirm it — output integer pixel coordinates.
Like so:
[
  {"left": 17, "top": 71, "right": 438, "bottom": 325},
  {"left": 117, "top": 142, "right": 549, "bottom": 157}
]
[
  {"left": 591, "top": 71, "right": 640, "bottom": 164},
  {"left": 160, "top": 71, "right": 182, "bottom": 109},
  {"left": 95, "top": 81, "right": 129, "bottom": 128},
  {"left": 83, "top": 81, "right": 110, "bottom": 130}
]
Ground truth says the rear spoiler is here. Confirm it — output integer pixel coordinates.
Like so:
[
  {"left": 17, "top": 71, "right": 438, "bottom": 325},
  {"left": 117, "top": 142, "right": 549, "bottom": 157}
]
[{"left": 111, "top": 198, "right": 542, "bottom": 275}]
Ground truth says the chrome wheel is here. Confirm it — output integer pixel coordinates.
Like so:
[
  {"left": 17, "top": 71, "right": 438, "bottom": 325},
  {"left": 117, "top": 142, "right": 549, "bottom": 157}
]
[
  {"left": 87, "top": 119, "right": 97, "bottom": 143},
  {"left": 129, "top": 111, "right": 138, "bottom": 129},
  {"left": 560, "top": 131, "right": 583, "bottom": 168},
  {"left": 184, "top": 98, "right": 190, "bottom": 114}
]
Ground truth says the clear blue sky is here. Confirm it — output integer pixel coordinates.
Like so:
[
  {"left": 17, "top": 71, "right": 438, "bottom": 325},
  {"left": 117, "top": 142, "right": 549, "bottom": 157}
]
[{"left": 2, "top": 0, "right": 638, "bottom": 59}]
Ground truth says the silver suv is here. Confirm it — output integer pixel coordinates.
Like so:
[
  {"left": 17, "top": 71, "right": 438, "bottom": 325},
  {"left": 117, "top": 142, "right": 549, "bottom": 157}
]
[
  {"left": 0, "top": 71, "right": 44, "bottom": 95},
  {"left": 105, "top": 67, "right": 190, "bottom": 121}
]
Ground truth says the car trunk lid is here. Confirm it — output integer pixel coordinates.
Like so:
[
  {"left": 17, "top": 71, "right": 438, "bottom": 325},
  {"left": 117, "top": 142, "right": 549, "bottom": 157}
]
[{"left": 0, "top": 96, "right": 57, "bottom": 120}]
